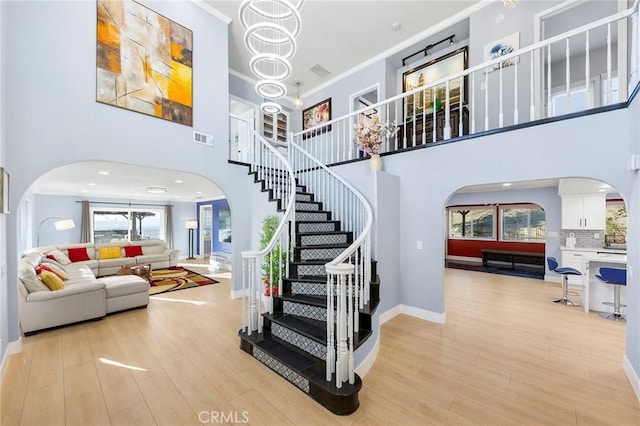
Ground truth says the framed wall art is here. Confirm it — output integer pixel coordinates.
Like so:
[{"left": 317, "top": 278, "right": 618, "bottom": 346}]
[
  {"left": 483, "top": 32, "right": 520, "bottom": 72},
  {"left": 402, "top": 47, "right": 468, "bottom": 121},
  {"left": 96, "top": 0, "right": 193, "bottom": 126},
  {"left": 302, "top": 98, "right": 332, "bottom": 139}
]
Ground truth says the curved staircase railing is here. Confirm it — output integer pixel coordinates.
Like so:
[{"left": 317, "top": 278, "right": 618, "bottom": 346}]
[
  {"left": 232, "top": 114, "right": 297, "bottom": 335},
  {"left": 289, "top": 141, "right": 372, "bottom": 388}
]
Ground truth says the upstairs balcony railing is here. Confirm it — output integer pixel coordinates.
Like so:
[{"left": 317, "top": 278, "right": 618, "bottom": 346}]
[{"left": 293, "top": 0, "right": 640, "bottom": 164}]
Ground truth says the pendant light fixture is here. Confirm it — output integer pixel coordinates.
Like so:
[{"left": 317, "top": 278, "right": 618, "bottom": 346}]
[{"left": 239, "top": 0, "right": 304, "bottom": 114}]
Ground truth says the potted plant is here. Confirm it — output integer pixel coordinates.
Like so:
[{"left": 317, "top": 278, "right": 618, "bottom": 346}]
[{"left": 259, "top": 215, "right": 286, "bottom": 300}]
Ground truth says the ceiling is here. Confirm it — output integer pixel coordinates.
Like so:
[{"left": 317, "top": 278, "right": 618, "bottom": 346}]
[
  {"left": 204, "top": 0, "right": 482, "bottom": 96},
  {"left": 455, "top": 178, "right": 560, "bottom": 194},
  {"left": 31, "top": 161, "right": 225, "bottom": 202}
]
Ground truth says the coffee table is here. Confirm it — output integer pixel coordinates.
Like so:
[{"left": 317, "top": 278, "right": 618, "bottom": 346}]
[{"left": 116, "top": 263, "right": 151, "bottom": 281}]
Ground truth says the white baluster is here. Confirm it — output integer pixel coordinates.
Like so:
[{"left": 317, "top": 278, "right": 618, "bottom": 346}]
[
  {"left": 444, "top": 80, "right": 451, "bottom": 139},
  {"left": 412, "top": 95, "right": 416, "bottom": 146},
  {"left": 632, "top": 12, "right": 640, "bottom": 89},
  {"left": 565, "top": 38, "right": 571, "bottom": 113},
  {"left": 348, "top": 272, "right": 355, "bottom": 385},
  {"left": 326, "top": 272, "right": 335, "bottom": 381},
  {"left": 586, "top": 30, "right": 591, "bottom": 109},
  {"left": 547, "top": 44, "right": 552, "bottom": 118},
  {"left": 471, "top": 73, "right": 476, "bottom": 134},
  {"left": 499, "top": 63, "right": 504, "bottom": 128},
  {"left": 421, "top": 89, "right": 426, "bottom": 144},
  {"left": 484, "top": 68, "right": 489, "bottom": 130},
  {"left": 459, "top": 76, "right": 463, "bottom": 136},
  {"left": 607, "top": 22, "right": 612, "bottom": 105},
  {"left": 514, "top": 60, "right": 519, "bottom": 125},
  {"left": 432, "top": 87, "right": 437, "bottom": 142}
]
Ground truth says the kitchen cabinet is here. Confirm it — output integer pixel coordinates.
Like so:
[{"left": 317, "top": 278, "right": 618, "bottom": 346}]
[
  {"left": 561, "top": 194, "right": 606, "bottom": 230},
  {"left": 561, "top": 250, "right": 586, "bottom": 286},
  {"left": 263, "top": 111, "right": 288, "bottom": 143}
]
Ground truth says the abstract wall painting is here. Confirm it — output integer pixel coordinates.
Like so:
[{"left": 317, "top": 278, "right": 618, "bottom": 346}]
[{"left": 96, "top": 0, "right": 193, "bottom": 126}]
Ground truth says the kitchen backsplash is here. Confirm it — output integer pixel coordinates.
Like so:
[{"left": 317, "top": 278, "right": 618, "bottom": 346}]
[{"left": 561, "top": 229, "right": 606, "bottom": 249}]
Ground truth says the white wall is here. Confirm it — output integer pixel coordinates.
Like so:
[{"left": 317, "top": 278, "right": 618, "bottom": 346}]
[
  {"left": 1, "top": 1, "right": 250, "bottom": 347},
  {"left": 332, "top": 106, "right": 630, "bottom": 326},
  {"left": 0, "top": 0, "right": 7, "bottom": 361}
]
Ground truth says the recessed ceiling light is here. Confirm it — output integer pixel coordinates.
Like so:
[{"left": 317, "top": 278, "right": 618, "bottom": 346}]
[
  {"left": 502, "top": 182, "right": 512, "bottom": 187},
  {"left": 174, "top": 179, "right": 183, "bottom": 183},
  {"left": 175, "top": 196, "right": 181, "bottom": 199},
  {"left": 391, "top": 21, "right": 401, "bottom": 31},
  {"left": 88, "top": 182, "right": 97, "bottom": 186},
  {"left": 598, "top": 189, "right": 606, "bottom": 192},
  {"left": 600, "top": 183, "right": 611, "bottom": 188},
  {"left": 146, "top": 186, "right": 166, "bottom": 194},
  {"left": 98, "top": 171, "right": 110, "bottom": 175},
  {"left": 196, "top": 191, "right": 203, "bottom": 194}
]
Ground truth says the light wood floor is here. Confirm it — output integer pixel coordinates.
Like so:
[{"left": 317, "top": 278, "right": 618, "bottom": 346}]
[{"left": 1, "top": 264, "right": 639, "bottom": 425}]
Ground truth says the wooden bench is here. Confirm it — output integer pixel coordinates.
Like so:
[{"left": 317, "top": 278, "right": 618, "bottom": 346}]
[{"left": 481, "top": 249, "right": 545, "bottom": 270}]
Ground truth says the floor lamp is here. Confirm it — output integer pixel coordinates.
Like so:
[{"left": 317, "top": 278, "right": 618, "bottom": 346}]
[
  {"left": 185, "top": 220, "right": 198, "bottom": 260},
  {"left": 36, "top": 217, "right": 75, "bottom": 246}
]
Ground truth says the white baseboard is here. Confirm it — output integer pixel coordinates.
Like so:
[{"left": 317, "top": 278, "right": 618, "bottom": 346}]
[
  {"left": 230, "top": 288, "right": 252, "bottom": 299},
  {"left": 623, "top": 355, "right": 640, "bottom": 402},
  {"left": 0, "top": 338, "right": 22, "bottom": 386},
  {"left": 354, "top": 330, "right": 379, "bottom": 378},
  {"left": 380, "top": 304, "right": 446, "bottom": 325}
]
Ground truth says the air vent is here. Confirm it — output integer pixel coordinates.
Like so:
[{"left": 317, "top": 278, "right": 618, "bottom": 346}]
[
  {"left": 309, "top": 63, "right": 331, "bottom": 78},
  {"left": 194, "top": 131, "right": 214, "bottom": 147}
]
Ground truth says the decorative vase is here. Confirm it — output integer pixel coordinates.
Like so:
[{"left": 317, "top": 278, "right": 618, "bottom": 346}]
[{"left": 369, "top": 154, "right": 382, "bottom": 172}]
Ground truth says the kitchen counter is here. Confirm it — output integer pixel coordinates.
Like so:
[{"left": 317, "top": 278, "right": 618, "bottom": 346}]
[
  {"left": 579, "top": 253, "right": 627, "bottom": 314},
  {"left": 560, "top": 246, "right": 626, "bottom": 255}
]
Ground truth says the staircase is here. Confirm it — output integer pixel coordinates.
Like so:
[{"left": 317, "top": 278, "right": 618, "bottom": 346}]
[{"left": 238, "top": 171, "right": 380, "bottom": 415}]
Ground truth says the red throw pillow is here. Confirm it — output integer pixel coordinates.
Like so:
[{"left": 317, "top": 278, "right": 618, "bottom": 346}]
[
  {"left": 124, "top": 245, "right": 143, "bottom": 257},
  {"left": 67, "top": 247, "right": 90, "bottom": 262},
  {"left": 46, "top": 253, "right": 58, "bottom": 262}
]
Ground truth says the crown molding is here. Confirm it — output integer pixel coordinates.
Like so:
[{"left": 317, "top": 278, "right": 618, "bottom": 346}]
[{"left": 190, "top": 0, "right": 232, "bottom": 24}]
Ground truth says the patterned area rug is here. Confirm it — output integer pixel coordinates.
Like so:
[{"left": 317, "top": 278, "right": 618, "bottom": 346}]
[{"left": 149, "top": 267, "right": 219, "bottom": 295}]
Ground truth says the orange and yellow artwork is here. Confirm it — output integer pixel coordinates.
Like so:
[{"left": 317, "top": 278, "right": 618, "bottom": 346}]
[{"left": 97, "top": 0, "right": 193, "bottom": 126}]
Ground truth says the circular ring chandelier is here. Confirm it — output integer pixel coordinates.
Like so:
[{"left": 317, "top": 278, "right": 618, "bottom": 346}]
[
  {"left": 255, "top": 79, "right": 287, "bottom": 98},
  {"left": 249, "top": 53, "right": 292, "bottom": 81},
  {"left": 239, "top": 0, "right": 302, "bottom": 38},
  {"left": 261, "top": 101, "right": 283, "bottom": 114},
  {"left": 243, "top": 22, "right": 297, "bottom": 59},
  {"left": 240, "top": 0, "right": 304, "bottom": 112}
]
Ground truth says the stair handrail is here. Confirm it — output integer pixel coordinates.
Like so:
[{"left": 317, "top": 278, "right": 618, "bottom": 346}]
[
  {"left": 289, "top": 141, "right": 372, "bottom": 389},
  {"left": 232, "top": 114, "right": 297, "bottom": 335},
  {"left": 293, "top": 0, "right": 640, "bottom": 163}
]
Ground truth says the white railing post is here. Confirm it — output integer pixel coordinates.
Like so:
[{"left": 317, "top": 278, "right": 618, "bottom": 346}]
[
  {"left": 586, "top": 30, "right": 591, "bottom": 109},
  {"left": 326, "top": 263, "right": 355, "bottom": 388},
  {"left": 565, "top": 38, "right": 571, "bottom": 113},
  {"left": 444, "top": 80, "right": 451, "bottom": 139},
  {"left": 632, "top": 12, "right": 640, "bottom": 89}
]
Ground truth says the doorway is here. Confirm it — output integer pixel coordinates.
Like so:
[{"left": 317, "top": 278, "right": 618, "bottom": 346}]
[{"left": 199, "top": 204, "right": 213, "bottom": 259}]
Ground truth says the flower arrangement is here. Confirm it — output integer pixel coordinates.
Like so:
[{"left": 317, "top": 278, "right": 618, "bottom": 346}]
[{"left": 353, "top": 115, "right": 398, "bottom": 156}]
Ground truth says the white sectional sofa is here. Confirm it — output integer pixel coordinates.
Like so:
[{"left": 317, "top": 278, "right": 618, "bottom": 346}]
[{"left": 17, "top": 240, "right": 179, "bottom": 334}]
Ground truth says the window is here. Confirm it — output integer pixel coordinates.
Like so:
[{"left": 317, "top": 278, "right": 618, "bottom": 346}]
[
  {"left": 500, "top": 205, "right": 545, "bottom": 241},
  {"left": 602, "top": 75, "right": 619, "bottom": 105},
  {"left": 218, "top": 209, "right": 231, "bottom": 243},
  {"left": 449, "top": 207, "right": 494, "bottom": 239},
  {"left": 92, "top": 207, "right": 164, "bottom": 243},
  {"left": 605, "top": 200, "right": 626, "bottom": 244}
]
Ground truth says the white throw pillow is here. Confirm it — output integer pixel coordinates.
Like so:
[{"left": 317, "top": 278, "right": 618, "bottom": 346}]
[{"left": 45, "top": 249, "right": 71, "bottom": 266}]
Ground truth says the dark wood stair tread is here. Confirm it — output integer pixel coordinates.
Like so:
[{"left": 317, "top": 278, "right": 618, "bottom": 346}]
[
  {"left": 267, "top": 313, "right": 326, "bottom": 342},
  {"left": 254, "top": 337, "right": 315, "bottom": 372},
  {"left": 279, "top": 292, "right": 326, "bottom": 307}
]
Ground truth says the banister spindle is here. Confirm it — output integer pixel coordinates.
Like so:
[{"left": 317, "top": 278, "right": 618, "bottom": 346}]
[
  {"left": 607, "top": 22, "right": 612, "bottom": 105},
  {"left": 484, "top": 67, "right": 489, "bottom": 130},
  {"left": 432, "top": 87, "right": 437, "bottom": 142},
  {"left": 471, "top": 72, "right": 476, "bottom": 133},
  {"left": 514, "top": 60, "right": 519, "bottom": 125},
  {"left": 565, "top": 37, "right": 571, "bottom": 113},
  {"left": 421, "top": 89, "right": 426, "bottom": 145},
  {"left": 586, "top": 30, "right": 591, "bottom": 108},
  {"left": 444, "top": 79, "right": 451, "bottom": 139},
  {"left": 499, "top": 63, "right": 504, "bottom": 128},
  {"left": 547, "top": 44, "right": 552, "bottom": 118}
]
